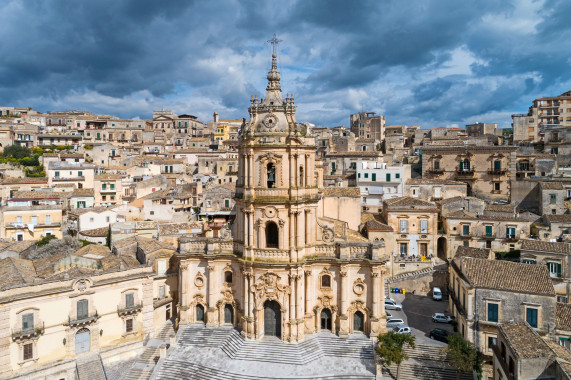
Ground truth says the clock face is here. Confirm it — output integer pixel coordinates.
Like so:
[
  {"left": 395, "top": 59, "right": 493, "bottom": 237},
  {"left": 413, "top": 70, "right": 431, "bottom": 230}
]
[{"left": 263, "top": 113, "right": 278, "bottom": 130}]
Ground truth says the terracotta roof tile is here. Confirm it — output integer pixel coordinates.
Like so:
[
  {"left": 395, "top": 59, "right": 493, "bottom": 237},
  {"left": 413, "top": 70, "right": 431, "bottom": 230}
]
[
  {"left": 454, "top": 246, "right": 490, "bottom": 259},
  {"left": 321, "top": 187, "right": 361, "bottom": 197},
  {"left": 521, "top": 240, "right": 571, "bottom": 254},
  {"left": 456, "top": 257, "right": 554, "bottom": 296},
  {"left": 557, "top": 302, "right": 571, "bottom": 330},
  {"left": 499, "top": 322, "right": 553, "bottom": 359},
  {"left": 384, "top": 196, "right": 437, "bottom": 208}
]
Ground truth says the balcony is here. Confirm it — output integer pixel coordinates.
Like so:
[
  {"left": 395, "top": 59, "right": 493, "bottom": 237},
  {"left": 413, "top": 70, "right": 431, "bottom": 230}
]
[
  {"left": 549, "top": 137, "right": 563, "bottom": 143},
  {"left": 66, "top": 311, "right": 99, "bottom": 327},
  {"left": 505, "top": 232, "right": 520, "bottom": 241},
  {"left": 100, "top": 188, "right": 117, "bottom": 193},
  {"left": 117, "top": 302, "right": 143, "bottom": 316},
  {"left": 448, "top": 285, "right": 466, "bottom": 316},
  {"left": 455, "top": 167, "right": 475, "bottom": 178},
  {"left": 53, "top": 176, "right": 85, "bottom": 181},
  {"left": 11, "top": 322, "right": 44, "bottom": 341},
  {"left": 426, "top": 168, "right": 444, "bottom": 175},
  {"left": 487, "top": 169, "right": 507, "bottom": 175},
  {"left": 117, "top": 139, "right": 129, "bottom": 143}
]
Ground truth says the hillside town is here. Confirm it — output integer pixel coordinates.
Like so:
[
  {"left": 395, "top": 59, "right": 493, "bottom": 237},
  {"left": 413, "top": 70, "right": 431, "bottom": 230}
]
[{"left": 0, "top": 49, "right": 571, "bottom": 380}]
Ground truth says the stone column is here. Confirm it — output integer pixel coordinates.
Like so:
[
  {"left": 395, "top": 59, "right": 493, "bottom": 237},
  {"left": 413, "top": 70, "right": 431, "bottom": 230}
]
[
  {"left": 248, "top": 212, "right": 254, "bottom": 247},
  {"left": 179, "top": 262, "right": 190, "bottom": 324},
  {"left": 248, "top": 154, "right": 254, "bottom": 188},
  {"left": 297, "top": 210, "right": 305, "bottom": 247},
  {"left": 338, "top": 268, "right": 349, "bottom": 337},
  {"left": 289, "top": 152, "right": 295, "bottom": 188},
  {"left": 372, "top": 271, "right": 381, "bottom": 318},
  {"left": 206, "top": 264, "right": 217, "bottom": 327},
  {"left": 289, "top": 211, "right": 295, "bottom": 250},
  {"left": 244, "top": 154, "right": 249, "bottom": 187},
  {"left": 243, "top": 273, "right": 250, "bottom": 318}
]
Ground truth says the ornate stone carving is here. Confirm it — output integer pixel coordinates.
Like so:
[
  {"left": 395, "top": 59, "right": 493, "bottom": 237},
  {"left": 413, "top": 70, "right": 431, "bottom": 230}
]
[
  {"left": 353, "top": 278, "right": 366, "bottom": 296},
  {"left": 322, "top": 227, "right": 334, "bottom": 243},
  {"left": 264, "top": 206, "right": 278, "bottom": 218},
  {"left": 252, "top": 272, "right": 291, "bottom": 308},
  {"left": 194, "top": 273, "right": 205, "bottom": 288}
]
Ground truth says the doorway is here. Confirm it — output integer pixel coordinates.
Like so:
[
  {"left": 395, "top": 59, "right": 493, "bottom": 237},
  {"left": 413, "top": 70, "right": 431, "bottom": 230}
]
[
  {"left": 353, "top": 311, "right": 364, "bottom": 332},
  {"left": 196, "top": 304, "right": 205, "bottom": 322},
  {"left": 263, "top": 300, "right": 281, "bottom": 337},
  {"left": 75, "top": 328, "right": 91, "bottom": 354},
  {"left": 320, "top": 308, "right": 332, "bottom": 331},
  {"left": 224, "top": 304, "right": 233, "bottom": 324}
]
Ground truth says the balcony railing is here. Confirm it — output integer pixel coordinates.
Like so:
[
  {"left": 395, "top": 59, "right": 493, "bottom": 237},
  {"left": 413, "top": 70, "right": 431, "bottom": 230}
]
[
  {"left": 487, "top": 169, "right": 507, "bottom": 175},
  {"left": 426, "top": 168, "right": 444, "bottom": 175},
  {"left": 505, "top": 231, "right": 520, "bottom": 241},
  {"left": 53, "top": 176, "right": 85, "bottom": 181},
  {"left": 66, "top": 312, "right": 98, "bottom": 327},
  {"left": 11, "top": 322, "right": 44, "bottom": 341},
  {"left": 455, "top": 167, "right": 475, "bottom": 177},
  {"left": 117, "top": 302, "right": 143, "bottom": 316}
]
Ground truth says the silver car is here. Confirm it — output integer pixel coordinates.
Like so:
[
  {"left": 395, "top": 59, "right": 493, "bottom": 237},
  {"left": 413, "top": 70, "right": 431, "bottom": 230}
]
[
  {"left": 384, "top": 299, "right": 402, "bottom": 311},
  {"left": 386, "top": 318, "right": 405, "bottom": 327},
  {"left": 393, "top": 325, "right": 412, "bottom": 334}
]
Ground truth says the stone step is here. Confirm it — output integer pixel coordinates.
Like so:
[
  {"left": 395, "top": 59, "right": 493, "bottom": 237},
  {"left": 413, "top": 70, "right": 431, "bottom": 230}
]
[
  {"left": 76, "top": 355, "right": 107, "bottom": 380},
  {"left": 157, "top": 359, "right": 375, "bottom": 380},
  {"left": 384, "top": 362, "right": 473, "bottom": 380}
]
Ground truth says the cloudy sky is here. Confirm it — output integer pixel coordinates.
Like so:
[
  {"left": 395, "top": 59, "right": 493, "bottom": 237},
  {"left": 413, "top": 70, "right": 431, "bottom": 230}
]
[{"left": 1, "top": 0, "right": 570, "bottom": 128}]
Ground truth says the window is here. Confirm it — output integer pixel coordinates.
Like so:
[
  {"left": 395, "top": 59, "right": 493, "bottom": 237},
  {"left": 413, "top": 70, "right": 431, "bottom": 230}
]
[
  {"left": 494, "top": 182, "right": 500, "bottom": 192},
  {"left": 558, "top": 296, "right": 568, "bottom": 303},
  {"left": 157, "top": 260, "right": 167, "bottom": 275},
  {"left": 506, "top": 227, "right": 516, "bottom": 239},
  {"left": 547, "top": 262, "right": 562, "bottom": 278},
  {"left": 399, "top": 243, "right": 407, "bottom": 255},
  {"left": 386, "top": 173, "right": 391, "bottom": 182},
  {"left": 23, "top": 343, "right": 33, "bottom": 360},
  {"left": 560, "top": 337, "right": 570, "bottom": 351},
  {"left": 550, "top": 194, "right": 557, "bottom": 204},
  {"left": 31, "top": 216, "right": 37, "bottom": 226},
  {"left": 494, "top": 160, "right": 501, "bottom": 171},
  {"left": 55, "top": 171, "right": 60, "bottom": 178},
  {"left": 434, "top": 187, "right": 441, "bottom": 198},
  {"left": 125, "top": 293, "right": 134, "bottom": 308},
  {"left": 159, "top": 285, "right": 166, "bottom": 299},
  {"left": 102, "top": 184, "right": 107, "bottom": 190},
  {"left": 461, "top": 159, "right": 470, "bottom": 171},
  {"left": 395, "top": 173, "right": 400, "bottom": 179},
  {"left": 488, "top": 336, "right": 497, "bottom": 351},
  {"left": 77, "top": 299, "right": 88, "bottom": 320},
  {"left": 22, "top": 313, "right": 34, "bottom": 331},
  {"left": 110, "top": 184, "right": 115, "bottom": 190},
  {"left": 526, "top": 307, "right": 538, "bottom": 328},
  {"left": 372, "top": 173, "right": 376, "bottom": 181},
  {"left": 126, "top": 318, "right": 133, "bottom": 333},
  {"left": 225, "top": 199, "right": 230, "bottom": 208},
  {"left": 224, "top": 271, "right": 233, "bottom": 283},
  {"left": 106, "top": 216, "right": 110, "bottom": 223},
  {"left": 364, "top": 173, "right": 368, "bottom": 178},
  {"left": 462, "top": 225, "right": 470, "bottom": 236},
  {"left": 485, "top": 241, "right": 491, "bottom": 249},
  {"left": 420, "top": 220, "right": 428, "bottom": 233},
  {"left": 400, "top": 220, "right": 408, "bottom": 233},
  {"left": 321, "top": 275, "right": 331, "bottom": 288},
  {"left": 523, "top": 258, "right": 536, "bottom": 264},
  {"left": 488, "top": 303, "right": 498, "bottom": 322},
  {"left": 434, "top": 160, "right": 440, "bottom": 170}
]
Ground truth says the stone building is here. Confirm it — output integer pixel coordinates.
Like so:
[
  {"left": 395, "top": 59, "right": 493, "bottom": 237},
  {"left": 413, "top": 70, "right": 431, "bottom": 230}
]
[
  {"left": 421, "top": 144, "right": 517, "bottom": 200},
  {"left": 350, "top": 112, "right": 385, "bottom": 141},
  {"left": 405, "top": 178, "right": 467, "bottom": 201},
  {"left": 449, "top": 256, "right": 556, "bottom": 359},
  {"left": 176, "top": 52, "right": 388, "bottom": 342}
]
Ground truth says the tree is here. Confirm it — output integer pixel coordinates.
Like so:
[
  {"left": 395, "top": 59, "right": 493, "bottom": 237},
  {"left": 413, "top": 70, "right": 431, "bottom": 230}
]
[
  {"left": 443, "top": 333, "right": 482, "bottom": 380},
  {"left": 2, "top": 145, "right": 31, "bottom": 159},
  {"left": 376, "top": 331, "right": 416, "bottom": 380}
]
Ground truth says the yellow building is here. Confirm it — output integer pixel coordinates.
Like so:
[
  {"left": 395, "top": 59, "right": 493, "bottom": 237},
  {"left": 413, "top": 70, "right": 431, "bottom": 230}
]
[{"left": 1, "top": 191, "right": 63, "bottom": 241}]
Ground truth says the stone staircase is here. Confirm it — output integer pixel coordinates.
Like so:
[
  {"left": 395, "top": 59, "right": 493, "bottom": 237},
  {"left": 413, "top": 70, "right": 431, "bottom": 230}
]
[
  {"left": 121, "top": 322, "right": 175, "bottom": 380},
  {"left": 385, "top": 263, "right": 448, "bottom": 296},
  {"left": 154, "top": 325, "right": 375, "bottom": 380},
  {"left": 382, "top": 344, "right": 473, "bottom": 380},
  {"left": 76, "top": 354, "right": 107, "bottom": 380}
]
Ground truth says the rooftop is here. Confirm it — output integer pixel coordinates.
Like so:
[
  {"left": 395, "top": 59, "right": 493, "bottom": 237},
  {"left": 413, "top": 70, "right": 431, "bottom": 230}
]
[
  {"left": 499, "top": 322, "right": 553, "bottom": 359},
  {"left": 521, "top": 240, "right": 571, "bottom": 254}
]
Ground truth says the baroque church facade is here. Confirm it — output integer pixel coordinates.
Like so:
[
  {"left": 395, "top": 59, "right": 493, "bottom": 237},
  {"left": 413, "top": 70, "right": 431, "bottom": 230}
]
[{"left": 177, "top": 52, "right": 388, "bottom": 342}]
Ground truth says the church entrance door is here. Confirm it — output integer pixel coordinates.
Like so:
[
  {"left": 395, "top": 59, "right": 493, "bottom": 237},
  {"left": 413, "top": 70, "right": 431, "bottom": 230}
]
[
  {"left": 224, "top": 304, "right": 233, "bottom": 324},
  {"left": 263, "top": 300, "right": 281, "bottom": 337},
  {"left": 353, "top": 311, "right": 364, "bottom": 332},
  {"left": 320, "top": 308, "right": 332, "bottom": 331}
]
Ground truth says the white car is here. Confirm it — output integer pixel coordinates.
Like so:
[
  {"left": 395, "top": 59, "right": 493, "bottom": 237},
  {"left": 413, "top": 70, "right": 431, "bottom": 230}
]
[
  {"left": 386, "top": 318, "right": 405, "bottom": 327},
  {"left": 393, "top": 325, "right": 412, "bottom": 334},
  {"left": 432, "top": 313, "right": 452, "bottom": 323},
  {"left": 384, "top": 299, "right": 402, "bottom": 311}
]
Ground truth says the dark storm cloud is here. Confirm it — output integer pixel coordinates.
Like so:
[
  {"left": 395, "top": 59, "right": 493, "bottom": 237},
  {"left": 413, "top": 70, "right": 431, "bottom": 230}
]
[{"left": 0, "top": 0, "right": 569, "bottom": 127}]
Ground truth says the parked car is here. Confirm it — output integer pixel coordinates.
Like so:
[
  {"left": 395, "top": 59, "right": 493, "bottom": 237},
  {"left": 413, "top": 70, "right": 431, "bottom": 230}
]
[
  {"left": 384, "top": 299, "right": 402, "bottom": 311},
  {"left": 429, "top": 328, "right": 449, "bottom": 343},
  {"left": 433, "top": 287, "right": 442, "bottom": 301},
  {"left": 432, "top": 313, "right": 452, "bottom": 323},
  {"left": 393, "top": 325, "right": 412, "bottom": 334},
  {"left": 386, "top": 318, "right": 405, "bottom": 327}
]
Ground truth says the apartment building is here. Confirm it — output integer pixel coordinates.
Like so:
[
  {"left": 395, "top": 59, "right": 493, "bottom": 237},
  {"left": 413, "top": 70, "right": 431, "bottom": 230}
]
[
  {"left": 350, "top": 112, "right": 385, "bottom": 141},
  {"left": 46, "top": 161, "right": 96, "bottom": 189},
  {"left": 1, "top": 191, "right": 63, "bottom": 241},
  {"left": 94, "top": 174, "right": 123, "bottom": 206},
  {"left": 356, "top": 161, "right": 411, "bottom": 212}
]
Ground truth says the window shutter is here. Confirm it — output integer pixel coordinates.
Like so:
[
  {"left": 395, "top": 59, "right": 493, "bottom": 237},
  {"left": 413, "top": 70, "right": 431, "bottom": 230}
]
[{"left": 558, "top": 263, "right": 562, "bottom": 278}]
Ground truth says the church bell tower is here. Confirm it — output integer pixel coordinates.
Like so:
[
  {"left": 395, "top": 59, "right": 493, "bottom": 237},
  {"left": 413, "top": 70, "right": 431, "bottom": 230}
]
[{"left": 235, "top": 44, "right": 320, "bottom": 263}]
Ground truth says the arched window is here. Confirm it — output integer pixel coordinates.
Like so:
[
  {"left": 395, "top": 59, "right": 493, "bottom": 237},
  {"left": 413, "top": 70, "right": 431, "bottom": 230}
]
[
  {"left": 299, "top": 166, "right": 304, "bottom": 187},
  {"left": 266, "top": 221, "right": 279, "bottom": 248},
  {"left": 267, "top": 163, "right": 275, "bottom": 188},
  {"left": 224, "top": 271, "right": 233, "bottom": 283},
  {"left": 321, "top": 274, "right": 331, "bottom": 288},
  {"left": 462, "top": 159, "right": 470, "bottom": 171}
]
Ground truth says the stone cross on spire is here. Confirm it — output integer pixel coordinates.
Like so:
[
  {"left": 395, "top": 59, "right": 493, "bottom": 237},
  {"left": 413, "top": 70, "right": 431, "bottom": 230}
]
[{"left": 267, "top": 33, "right": 283, "bottom": 55}]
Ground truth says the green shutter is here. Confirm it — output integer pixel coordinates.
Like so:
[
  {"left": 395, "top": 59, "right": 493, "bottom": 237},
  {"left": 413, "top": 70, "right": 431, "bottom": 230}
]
[
  {"left": 396, "top": 173, "right": 400, "bottom": 179},
  {"left": 485, "top": 225, "right": 493, "bottom": 236},
  {"left": 558, "top": 263, "right": 562, "bottom": 278},
  {"left": 386, "top": 173, "right": 391, "bottom": 181},
  {"left": 372, "top": 173, "right": 376, "bottom": 181}
]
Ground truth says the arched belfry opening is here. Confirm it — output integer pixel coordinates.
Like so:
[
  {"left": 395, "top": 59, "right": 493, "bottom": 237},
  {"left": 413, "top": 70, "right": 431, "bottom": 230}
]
[
  {"left": 266, "top": 221, "right": 279, "bottom": 248},
  {"left": 267, "top": 163, "right": 276, "bottom": 188}
]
